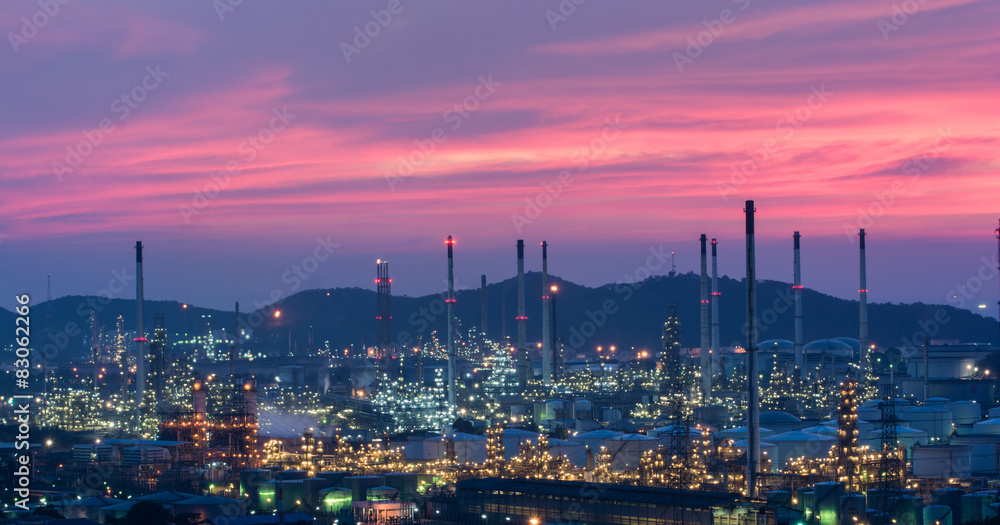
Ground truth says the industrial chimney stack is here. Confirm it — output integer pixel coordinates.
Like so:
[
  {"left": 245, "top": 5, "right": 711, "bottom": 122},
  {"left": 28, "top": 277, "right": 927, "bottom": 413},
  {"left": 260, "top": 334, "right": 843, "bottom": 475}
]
[
  {"left": 516, "top": 240, "right": 529, "bottom": 387},
  {"left": 542, "top": 241, "right": 552, "bottom": 387},
  {"left": 446, "top": 236, "right": 457, "bottom": 408},
  {"left": 700, "top": 234, "right": 711, "bottom": 403},
  {"left": 745, "top": 201, "right": 760, "bottom": 499},
  {"left": 134, "top": 241, "right": 146, "bottom": 431},
  {"left": 710, "top": 239, "right": 720, "bottom": 385},
  {"left": 793, "top": 232, "right": 804, "bottom": 378},
  {"left": 859, "top": 229, "right": 869, "bottom": 378},
  {"left": 481, "top": 274, "right": 488, "bottom": 339}
]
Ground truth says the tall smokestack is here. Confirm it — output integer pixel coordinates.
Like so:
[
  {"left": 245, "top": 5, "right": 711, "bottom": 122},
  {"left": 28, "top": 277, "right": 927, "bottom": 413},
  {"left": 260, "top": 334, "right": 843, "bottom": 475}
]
[
  {"left": 745, "top": 200, "right": 760, "bottom": 499},
  {"left": 700, "top": 234, "right": 711, "bottom": 403},
  {"left": 542, "top": 241, "right": 552, "bottom": 387},
  {"left": 859, "top": 229, "right": 869, "bottom": 379},
  {"left": 923, "top": 335, "right": 930, "bottom": 400},
  {"left": 231, "top": 302, "right": 239, "bottom": 378},
  {"left": 135, "top": 241, "right": 146, "bottom": 430},
  {"left": 481, "top": 275, "right": 488, "bottom": 338},
  {"left": 793, "top": 232, "right": 804, "bottom": 378},
  {"left": 516, "top": 240, "right": 529, "bottom": 386},
  {"left": 711, "top": 239, "right": 720, "bottom": 387},
  {"left": 446, "top": 236, "right": 456, "bottom": 407}
]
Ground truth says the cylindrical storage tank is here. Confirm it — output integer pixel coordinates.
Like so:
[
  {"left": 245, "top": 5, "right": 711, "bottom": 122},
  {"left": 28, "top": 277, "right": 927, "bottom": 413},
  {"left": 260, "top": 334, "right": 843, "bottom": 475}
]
[
  {"left": 868, "top": 426, "right": 928, "bottom": 450},
  {"left": 303, "top": 478, "right": 326, "bottom": 509},
  {"left": 839, "top": 493, "right": 866, "bottom": 525},
  {"left": 973, "top": 418, "right": 1000, "bottom": 435},
  {"left": 533, "top": 401, "right": 548, "bottom": 421},
  {"left": 546, "top": 400, "right": 564, "bottom": 421},
  {"left": 951, "top": 436, "right": 1000, "bottom": 475},
  {"left": 367, "top": 486, "right": 399, "bottom": 502},
  {"left": 924, "top": 504, "right": 952, "bottom": 525},
  {"left": 902, "top": 406, "right": 953, "bottom": 442},
  {"left": 857, "top": 407, "right": 881, "bottom": 422},
  {"left": 925, "top": 397, "right": 951, "bottom": 407},
  {"left": 912, "top": 445, "right": 972, "bottom": 478},
  {"left": 383, "top": 473, "right": 420, "bottom": 498},
  {"left": 813, "top": 482, "right": 844, "bottom": 525},
  {"left": 241, "top": 469, "right": 272, "bottom": 506},
  {"left": 962, "top": 492, "right": 997, "bottom": 524},
  {"left": 719, "top": 426, "right": 775, "bottom": 440},
  {"left": 278, "top": 480, "right": 305, "bottom": 512},
  {"left": 320, "top": 487, "right": 353, "bottom": 515},
  {"left": 259, "top": 480, "right": 276, "bottom": 511},
  {"left": 278, "top": 469, "right": 308, "bottom": 480},
  {"left": 987, "top": 407, "right": 1000, "bottom": 419},
  {"left": 932, "top": 487, "right": 964, "bottom": 525},
  {"left": 766, "top": 431, "right": 837, "bottom": 469},
  {"left": 574, "top": 399, "right": 593, "bottom": 420},
  {"left": 898, "top": 495, "right": 923, "bottom": 525},
  {"left": 317, "top": 471, "right": 348, "bottom": 487},
  {"left": 951, "top": 401, "right": 980, "bottom": 425},
  {"left": 797, "top": 487, "right": 814, "bottom": 513},
  {"left": 340, "top": 475, "right": 385, "bottom": 502},
  {"left": 603, "top": 408, "right": 621, "bottom": 422}
]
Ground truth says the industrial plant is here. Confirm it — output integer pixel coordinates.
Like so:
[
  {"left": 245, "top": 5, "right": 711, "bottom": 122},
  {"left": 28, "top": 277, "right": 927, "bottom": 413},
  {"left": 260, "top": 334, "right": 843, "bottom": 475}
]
[{"left": 4, "top": 207, "right": 1000, "bottom": 525}]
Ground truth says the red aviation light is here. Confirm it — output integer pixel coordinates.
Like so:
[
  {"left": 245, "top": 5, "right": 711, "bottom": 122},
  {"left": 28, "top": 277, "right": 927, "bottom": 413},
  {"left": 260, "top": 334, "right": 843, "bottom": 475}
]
[
  {"left": 445, "top": 237, "right": 456, "bottom": 245},
  {"left": 133, "top": 337, "right": 148, "bottom": 342},
  {"left": 859, "top": 289, "right": 869, "bottom": 293}
]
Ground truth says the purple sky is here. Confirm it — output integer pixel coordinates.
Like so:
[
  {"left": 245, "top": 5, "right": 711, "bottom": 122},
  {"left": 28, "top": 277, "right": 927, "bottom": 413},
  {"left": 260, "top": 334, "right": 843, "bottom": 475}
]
[{"left": 1, "top": 1, "right": 998, "bottom": 315}]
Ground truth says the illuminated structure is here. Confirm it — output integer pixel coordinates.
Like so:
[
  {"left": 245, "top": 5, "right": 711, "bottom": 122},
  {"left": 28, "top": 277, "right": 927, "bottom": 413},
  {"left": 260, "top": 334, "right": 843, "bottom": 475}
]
[
  {"left": 836, "top": 376, "right": 860, "bottom": 491},
  {"left": 446, "top": 236, "right": 457, "bottom": 408},
  {"left": 515, "top": 239, "right": 529, "bottom": 387},
  {"left": 745, "top": 199, "right": 760, "bottom": 499},
  {"left": 375, "top": 259, "right": 396, "bottom": 383},
  {"left": 135, "top": 241, "right": 147, "bottom": 433},
  {"left": 700, "top": 234, "right": 711, "bottom": 403},
  {"left": 793, "top": 231, "right": 804, "bottom": 379},
  {"left": 710, "top": 238, "right": 720, "bottom": 390},
  {"left": 541, "top": 241, "right": 552, "bottom": 386},
  {"left": 148, "top": 314, "right": 168, "bottom": 406},
  {"left": 660, "top": 304, "right": 682, "bottom": 391},
  {"left": 858, "top": 229, "right": 872, "bottom": 399}
]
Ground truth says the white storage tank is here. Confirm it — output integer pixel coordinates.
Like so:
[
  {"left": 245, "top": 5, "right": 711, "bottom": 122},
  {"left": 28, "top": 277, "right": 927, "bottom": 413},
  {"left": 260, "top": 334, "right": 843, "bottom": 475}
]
[
  {"left": 924, "top": 504, "right": 952, "bottom": 525},
  {"left": 548, "top": 439, "right": 587, "bottom": 467},
  {"left": 765, "top": 431, "right": 836, "bottom": 468},
  {"left": 901, "top": 406, "right": 953, "bottom": 442},
  {"left": 868, "top": 425, "right": 928, "bottom": 450},
  {"left": 912, "top": 444, "right": 972, "bottom": 478},
  {"left": 574, "top": 399, "right": 593, "bottom": 420},
  {"left": 501, "top": 428, "right": 540, "bottom": 460},
  {"left": 988, "top": 407, "right": 1000, "bottom": 419},
  {"left": 950, "top": 436, "right": 1000, "bottom": 475},
  {"left": 951, "top": 400, "right": 981, "bottom": 425},
  {"left": 924, "top": 397, "right": 951, "bottom": 407},
  {"left": 973, "top": 418, "right": 1000, "bottom": 435},
  {"left": 719, "top": 426, "right": 775, "bottom": 440},
  {"left": 603, "top": 434, "right": 658, "bottom": 470},
  {"left": 760, "top": 411, "right": 803, "bottom": 434},
  {"left": 602, "top": 408, "right": 622, "bottom": 422},
  {"left": 857, "top": 407, "right": 881, "bottom": 422}
]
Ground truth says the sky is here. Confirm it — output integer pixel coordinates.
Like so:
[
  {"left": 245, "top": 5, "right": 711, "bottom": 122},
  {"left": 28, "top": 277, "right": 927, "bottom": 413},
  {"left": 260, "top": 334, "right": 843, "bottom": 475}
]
[{"left": 2, "top": 0, "right": 998, "bottom": 315}]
